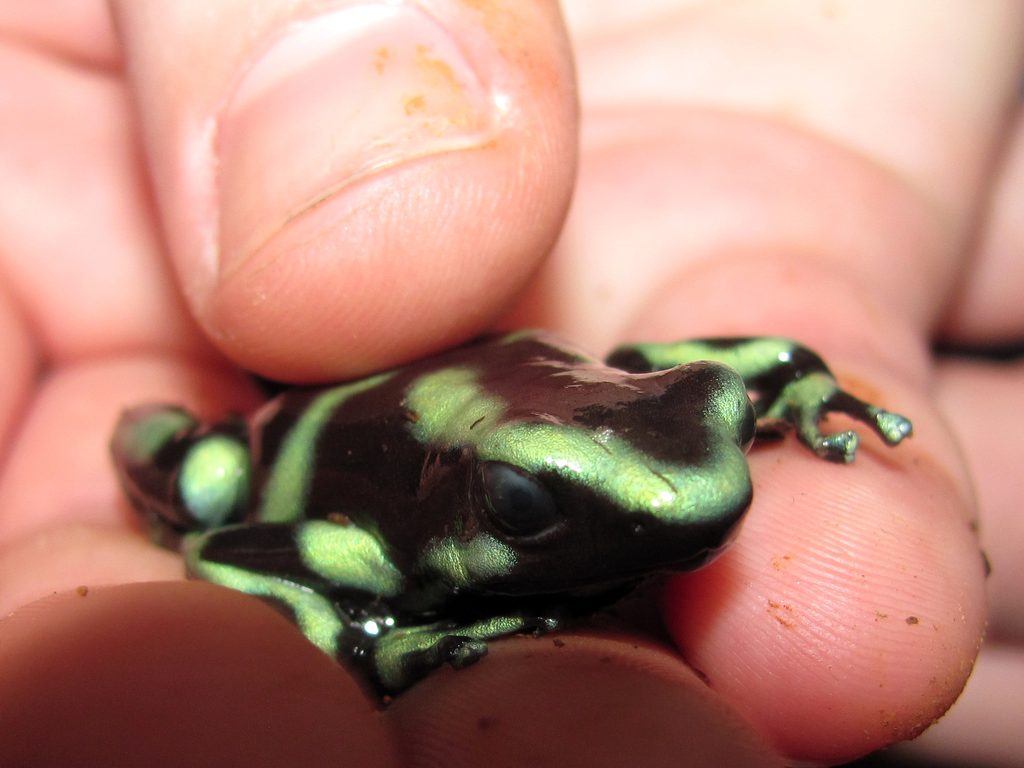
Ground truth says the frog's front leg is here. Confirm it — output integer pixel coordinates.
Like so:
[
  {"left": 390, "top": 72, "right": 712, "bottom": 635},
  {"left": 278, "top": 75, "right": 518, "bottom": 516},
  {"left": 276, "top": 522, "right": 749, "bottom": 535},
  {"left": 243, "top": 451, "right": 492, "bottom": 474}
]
[
  {"left": 183, "top": 520, "right": 405, "bottom": 662},
  {"left": 370, "top": 614, "right": 560, "bottom": 695},
  {"left": 608, "top": 337, "right": 912, "bottom": 462}
]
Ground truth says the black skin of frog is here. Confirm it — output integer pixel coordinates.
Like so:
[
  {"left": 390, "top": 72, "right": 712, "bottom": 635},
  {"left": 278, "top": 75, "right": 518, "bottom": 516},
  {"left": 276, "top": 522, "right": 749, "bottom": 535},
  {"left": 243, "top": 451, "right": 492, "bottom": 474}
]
[{"left": 111, "top": 331, "right": 911, "bottom": 696}]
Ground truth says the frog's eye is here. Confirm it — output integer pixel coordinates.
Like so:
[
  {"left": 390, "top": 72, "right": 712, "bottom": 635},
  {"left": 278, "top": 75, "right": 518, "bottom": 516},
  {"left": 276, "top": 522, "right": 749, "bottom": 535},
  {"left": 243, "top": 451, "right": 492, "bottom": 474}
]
[{"left": 480, "top": 461, "right": 560, "bottom": 538}]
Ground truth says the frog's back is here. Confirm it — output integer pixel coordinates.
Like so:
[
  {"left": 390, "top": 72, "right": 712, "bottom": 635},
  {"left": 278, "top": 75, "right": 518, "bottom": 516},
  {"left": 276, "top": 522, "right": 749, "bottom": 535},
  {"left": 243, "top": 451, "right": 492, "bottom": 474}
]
[
  {"left": 248, "top": 331, "right": 581, "bottom": 498},
  {"left": 110, "top": 331, "right": 609, "bottom": 551}
]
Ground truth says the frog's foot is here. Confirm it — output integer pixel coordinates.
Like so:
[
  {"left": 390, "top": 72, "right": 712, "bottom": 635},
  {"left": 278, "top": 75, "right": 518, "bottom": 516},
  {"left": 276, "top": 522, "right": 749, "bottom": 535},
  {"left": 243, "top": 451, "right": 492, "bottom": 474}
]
[
  {"left": 371, "top": 625, "right": 487, "bottom": 694},
  {"left": 764, "top": 373, "right": 913, "bottom": 463},
  {"left": 376, "top": 632, "right": 489, "bottom": 688},
  {"left": 371, "top": 614, "right": 555, "bottom": 694},
  {"left": 433, "top": 635, "right": 489, "bottom": 670}
]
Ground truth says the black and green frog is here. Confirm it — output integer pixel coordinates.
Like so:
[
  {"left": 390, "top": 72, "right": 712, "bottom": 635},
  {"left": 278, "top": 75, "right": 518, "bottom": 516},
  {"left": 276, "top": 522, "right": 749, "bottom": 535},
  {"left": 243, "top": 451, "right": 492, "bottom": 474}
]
[{"left": 111, "top": 331, "right": 911, "bottom": 696}]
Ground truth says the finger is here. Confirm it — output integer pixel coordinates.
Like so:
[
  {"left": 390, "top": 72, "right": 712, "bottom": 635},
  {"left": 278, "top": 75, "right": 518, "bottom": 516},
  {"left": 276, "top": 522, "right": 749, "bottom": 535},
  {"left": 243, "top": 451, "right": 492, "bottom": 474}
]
[
  {"left": 663, "top": 402, "right": 984, "bottom": 764},
  {"left": 629, "top": 271, "right": 982, "bottom": 762},
  {"left": 942, "top": 105, "right": 1024, "bottom": 343},
  {"left": 0, "top": 288, "right": 35, "bottom": 455},
  {"left": 513, "top": 2, "right": 1024, "bottom": 347},
  {"left": 0, "top": 357, "right": 259, "bottom": 547},
  {"left": 112, "top": 0, "right": 577, "bottom": 381},
  {"left": 0, "top": 41, "right": 208, "bottom": 363},
  {"left": 892, "top": 642, "right": 1024, "bottom": 766},
  {"left": 0, "top": 0, "right": 117, "bottom": 67},
  {"left": 935, "top": 357, "right": 1024, "bottom": 642},
  {"left": 0, "top": 525, "right": 181, "bottom": 617},
  {"left": 0, "top": 582, "right": 400, "bottom": 767},
  {"left": 390, "top": 633, "right": 782, "bottom": 767},
  {"left": 507, "top": 3, "right": 1018, "bottom": 763},
  {"left": 566, "top": 0, "right": 1023, "bottom": 249}
]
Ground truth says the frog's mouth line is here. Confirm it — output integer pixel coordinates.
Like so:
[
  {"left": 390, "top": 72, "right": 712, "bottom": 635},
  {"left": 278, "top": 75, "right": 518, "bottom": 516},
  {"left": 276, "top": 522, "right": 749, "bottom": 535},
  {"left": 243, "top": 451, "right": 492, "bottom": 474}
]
[
  {"left": 433, "top": 580, "right": 641, "bottom": 624},
  {"left": 465, "top": 546, "right": 724, "bottom": 600},
  {"left": 432, "top": 550, "right": 723, "bottom": 626}
]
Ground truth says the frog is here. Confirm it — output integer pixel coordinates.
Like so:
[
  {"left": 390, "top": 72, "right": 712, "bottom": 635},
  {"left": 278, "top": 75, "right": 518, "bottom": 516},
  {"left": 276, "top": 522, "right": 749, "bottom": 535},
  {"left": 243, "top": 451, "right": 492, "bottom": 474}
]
[{"left": 110, "top": 331, "right": 912, "bottom": 696}]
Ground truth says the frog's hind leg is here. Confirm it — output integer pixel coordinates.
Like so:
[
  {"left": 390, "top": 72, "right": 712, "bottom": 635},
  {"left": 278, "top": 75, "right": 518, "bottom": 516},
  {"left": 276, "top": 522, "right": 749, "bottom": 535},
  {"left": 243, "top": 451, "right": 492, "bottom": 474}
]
[
  {"left": 192, "top": 517, "right": 566, "bottom": 696},
  {"left": 111, "top": 405, "right": 251, "bottom": 543},
  {"left": 183, "top": 520, "right": 407, "bottom": 671}
]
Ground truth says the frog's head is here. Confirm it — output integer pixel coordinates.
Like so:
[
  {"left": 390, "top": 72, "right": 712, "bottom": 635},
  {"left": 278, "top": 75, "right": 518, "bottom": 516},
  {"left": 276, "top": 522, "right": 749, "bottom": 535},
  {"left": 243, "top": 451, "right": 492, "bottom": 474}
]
[{"left": 408, "top": 359, "right": 756, "bottom": 596}]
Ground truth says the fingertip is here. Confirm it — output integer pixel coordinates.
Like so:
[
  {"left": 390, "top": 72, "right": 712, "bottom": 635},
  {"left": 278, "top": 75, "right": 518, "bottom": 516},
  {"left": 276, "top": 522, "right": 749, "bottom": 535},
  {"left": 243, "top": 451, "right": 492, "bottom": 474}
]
[
  {"left": 0, "top": 355, "right": 260, "bottom": 545},
  {"left": 390, "top": 632, "right": 781, "bottom": 767},
  {"left": 115, "top": 1, "right": 577, "bottom": 380},
  {"left": 206, "top": 143, "right": 571, "bottom": 380},
  {"left": 0, "top": 524, "right": 182, "bottom": 617},
  {"left": 662, "top": 449, "right": 986, "bottom": 764},
  {"left": 0, "top": 582, "right": 401, "bottom": 767}
]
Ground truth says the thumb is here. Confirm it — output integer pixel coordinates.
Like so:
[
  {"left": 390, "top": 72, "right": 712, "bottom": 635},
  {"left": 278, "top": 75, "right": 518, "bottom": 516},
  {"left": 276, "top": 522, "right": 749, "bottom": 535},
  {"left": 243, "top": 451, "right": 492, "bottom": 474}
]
[{"left": 112, "top": 0, "right": 577, "bottom": 380}]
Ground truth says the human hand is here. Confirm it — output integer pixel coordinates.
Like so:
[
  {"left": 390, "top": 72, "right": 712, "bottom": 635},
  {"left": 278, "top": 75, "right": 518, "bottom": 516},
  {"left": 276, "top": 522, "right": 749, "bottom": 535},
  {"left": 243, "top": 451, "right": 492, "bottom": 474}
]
[
  {"left": 510, "top": 3, "right": 1021, "bottom": 766},
  {"left": 0, "top": 2, "right": 1019, "bottom": 766}
]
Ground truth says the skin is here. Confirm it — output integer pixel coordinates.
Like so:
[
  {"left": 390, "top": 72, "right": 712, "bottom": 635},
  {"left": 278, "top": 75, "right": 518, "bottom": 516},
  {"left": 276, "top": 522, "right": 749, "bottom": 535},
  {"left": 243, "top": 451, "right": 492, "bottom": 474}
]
[{"left": 0, "top": 1, "right": 1020, "bottom": 765}]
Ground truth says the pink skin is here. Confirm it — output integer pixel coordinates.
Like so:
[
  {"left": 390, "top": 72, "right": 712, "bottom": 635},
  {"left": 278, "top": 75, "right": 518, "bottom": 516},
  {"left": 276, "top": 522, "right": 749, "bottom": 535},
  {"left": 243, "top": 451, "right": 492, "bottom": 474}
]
[{"left": 0, "top": 2, "right": 1021, "bottom": 765}]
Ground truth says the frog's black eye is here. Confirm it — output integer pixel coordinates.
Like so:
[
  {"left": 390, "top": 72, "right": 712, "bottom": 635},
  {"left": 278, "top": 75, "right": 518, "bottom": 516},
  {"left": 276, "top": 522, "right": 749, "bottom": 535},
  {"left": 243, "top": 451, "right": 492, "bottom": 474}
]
[{"left": 480, "top": 462, "right": 560, "bottom": 538}]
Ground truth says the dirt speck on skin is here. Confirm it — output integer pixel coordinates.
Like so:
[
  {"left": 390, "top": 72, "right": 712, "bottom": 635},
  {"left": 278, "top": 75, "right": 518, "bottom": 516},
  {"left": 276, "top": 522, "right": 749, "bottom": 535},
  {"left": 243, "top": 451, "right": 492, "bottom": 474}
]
[
  {"left": 767, "top": 599, "right": 796, "bottom": 628},
  {"left": 76, "top": 585, "right": 89, "bottom": 597},
  {"left": 820, "top": 0, "right": 844, "bottom": 21},
  {"left": 905, "top": 616, "right": 920, "bottom": 625},
  {"left": 477, "top": 715, "right": 499, "bottom": 732}
]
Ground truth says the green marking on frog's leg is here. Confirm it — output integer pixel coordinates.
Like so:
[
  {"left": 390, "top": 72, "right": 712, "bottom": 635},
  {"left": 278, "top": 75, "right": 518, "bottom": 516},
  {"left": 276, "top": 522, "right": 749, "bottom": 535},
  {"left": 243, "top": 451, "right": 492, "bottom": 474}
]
[
  {"left": 178, "top": 434, "right": 251, "bottom": 528},
  {"left": 761, "top": 372, "right": 855, "bottom": 461},
  {"left": 608, "top": 337, "right": 813, "bottom": 379},
  {"left": 259, "top": 373, "right": 392, "bottom": 523},
  {"left": 371, "top": 614, "right": 548, "bottom": 694},
  {"left": 765, "top": 372, "right": 913, "bottom": 462},
  {"left": 608, "top": 337, "right": 912, "bottom": 462},
  {"left": 828, "top": 390, "right": 914, "bottom": 445},
  {"left": 185, "top": 534, "right": 347, "bottom": 655},
  {"left": 185, "top": 520, "right": 405, "bottom": 657}
]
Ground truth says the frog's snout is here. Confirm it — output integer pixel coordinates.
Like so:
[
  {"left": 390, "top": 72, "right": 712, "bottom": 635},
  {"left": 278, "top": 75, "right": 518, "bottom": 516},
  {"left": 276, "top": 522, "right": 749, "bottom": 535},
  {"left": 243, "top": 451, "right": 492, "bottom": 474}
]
[{"left": 111, "top": 405, "right": 201, "bottom": 535}]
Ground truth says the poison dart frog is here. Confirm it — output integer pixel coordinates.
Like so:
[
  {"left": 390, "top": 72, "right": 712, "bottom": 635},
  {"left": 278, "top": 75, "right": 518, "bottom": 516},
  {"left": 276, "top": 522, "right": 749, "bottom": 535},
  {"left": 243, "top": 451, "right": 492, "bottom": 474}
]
[{"left": 111, "top": 331, "right": 911, "bottom": 695}]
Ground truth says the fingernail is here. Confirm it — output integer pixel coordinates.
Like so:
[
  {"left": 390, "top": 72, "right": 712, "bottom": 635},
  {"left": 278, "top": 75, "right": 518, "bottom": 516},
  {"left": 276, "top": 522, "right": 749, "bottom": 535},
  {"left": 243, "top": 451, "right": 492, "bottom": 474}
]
[{"left": 216, "top": 4, "right": 497, "bottom": 274}]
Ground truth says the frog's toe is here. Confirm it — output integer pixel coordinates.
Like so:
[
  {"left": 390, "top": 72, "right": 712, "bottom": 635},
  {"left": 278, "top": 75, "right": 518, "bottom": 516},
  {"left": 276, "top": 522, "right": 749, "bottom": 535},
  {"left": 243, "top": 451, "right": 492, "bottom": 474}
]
[
  {"left": 875, "top": 410, "right": 914, "bottom": 445},
  {"left": 523, "top": 616, "right": 560, "bottom": 635},
  {"left": 439, "top": 636, "right": 488, "bottom": 669},
  {"left": 815, "top": 430, "right": 859, "bottom": 463}
]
